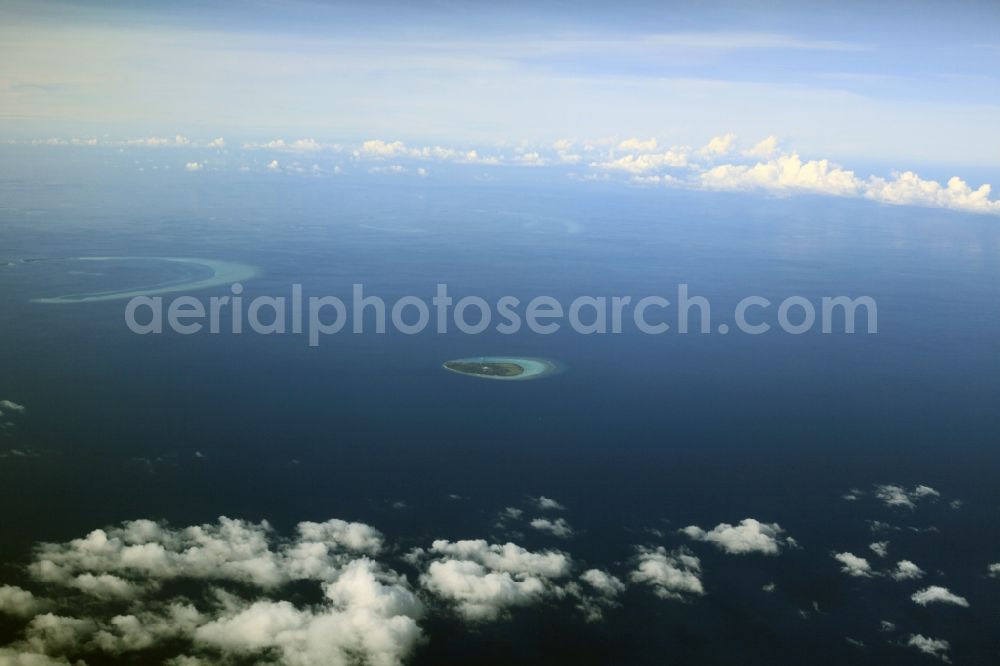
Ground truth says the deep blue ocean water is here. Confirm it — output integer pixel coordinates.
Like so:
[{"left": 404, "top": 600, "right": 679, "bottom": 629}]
[{"left": 1, "top": 148, "right": 998, "bottom": 664}]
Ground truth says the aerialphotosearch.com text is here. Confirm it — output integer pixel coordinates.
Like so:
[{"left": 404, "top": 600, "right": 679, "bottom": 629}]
[{"left": 125, "top": 283, "right": 877, "bottom": 346}]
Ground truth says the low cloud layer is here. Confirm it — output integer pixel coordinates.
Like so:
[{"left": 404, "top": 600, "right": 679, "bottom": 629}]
[
  {"left": 0, "top": 501, "right": 978, "bottom": 664},
  {"left": 13, "top": 134, "right": 1000, "bottom": 216}
]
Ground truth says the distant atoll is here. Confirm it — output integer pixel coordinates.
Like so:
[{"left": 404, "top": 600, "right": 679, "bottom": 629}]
[
  {"left": 29, "top": 257, "right": 259, "bottom": 304},
  {"left": 442, "top": 356, "right": 560, "bottom": 381}
]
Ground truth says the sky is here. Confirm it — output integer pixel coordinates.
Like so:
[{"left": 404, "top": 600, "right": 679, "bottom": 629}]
[{"left": 2, "top": 0, "right": 1000, "bottom": 167}]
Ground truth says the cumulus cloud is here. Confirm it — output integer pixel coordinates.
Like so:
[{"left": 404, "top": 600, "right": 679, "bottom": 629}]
[
  {"left": 592, "top": 148, "right": 689, "bottom": 173},
  {"left": 425, "top": 540, "right": 570, "bottom": 579},
  {"left": 360, "top": 139, "right": 407, "bottom": 158},
  {"left": 618, "top": 137, "right": 658, "bottom": 152},
  {"left": 0, "top": 647, "right": 80, "bottom": 665},
  {"left": 0, "top": 586, "right": 45, "bottom": 618},
  {"left": 28, "top": 517, "right": 386, "bottom": 591},
  {"left": 869, "top": 541, "right": 889, "bottom": 558},
  {"left": 580, "top": 569, "right": 625, "bottom": 597},
  {"left": 195, "top": 558, "right": 423, "bottom": 665},
  {"left": 911, "top": 586, "right": 969, "bottom": 608},
  {"left": 266, "top": 159, "right": 280, "bottom": 171},
  {"left": 572, "top": 569, "right": 626, "bottom": 622},
  {"left": 834, "top": 552, "right": 872, "bottom": 578},
  {"left": 420, "top": 559, "right": 546, "bottom": 621},
  {"left": 125, "top": 136, "right": 173, "bottom": 147},
  {"left": 989, "top": 563, "right": 1000, "bottom": 578},
  {"left": 417, "top": 539, "right": 571, "bottom": 620},
  {"left": 874, "top": 484, "right": 940, "bottom": 510},
  {"left": 0, "top": 400, "right": 26, "bottom": 415},
  {"left": 906, "top": 634, "right": 951, "bottom": 662},
  {"left": 208, "top": 137, "right": 225, "bottom": 148},
  {"left": 533, "top": 496, "right": 566, "bottom": 511},
  {"left": 355, "top": 139, "right": 486, "bottom": 165},
  {"left": 630, "top": 547, "right": 703, "bottom": 601},
  {"left": 288, "top": 138, "right": 322, "bottom": 152},
  {"left": 700, "top": 152, "right": 861, "bottom": 196},
  {"left": 890, "top": 560, "right": 925, "bottom": 581},
  {"left": 743, "top": 135, "right": 779, "bottom": 158},
  {"left": 529, "top": 518, "right": 574, "bottom": 539},
  {"left": 681, "top": 518, "right": 794, "bottom": 555},
  {"left": 4, "top": 517, "right": 422, "bottom": 666},
  {"left": 498, "top": 507, "right": 523, "bottom": 521},
  {"left": 866, "top": 173, "right": 1000, "bottom": 214},
  {"left": 184, "top": 162, "right": 202, "bottom": 172},
  {"left": 698, "top": 133, "right": 736, "bottom": 157}
]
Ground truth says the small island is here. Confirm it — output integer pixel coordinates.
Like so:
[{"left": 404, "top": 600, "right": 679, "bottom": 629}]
[{"left": 442, "top": 356, "right": 560, "bottom": 381}]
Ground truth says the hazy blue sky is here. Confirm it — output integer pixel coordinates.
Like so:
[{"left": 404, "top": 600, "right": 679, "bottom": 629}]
[{"left": 3, "top": 0, "right": 999, "bottom": 165}]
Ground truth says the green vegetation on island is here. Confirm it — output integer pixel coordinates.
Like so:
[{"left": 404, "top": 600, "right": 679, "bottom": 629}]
[
  {"left": 443, "top": 361, "right": 526, "bottom": 378},
  {"left": 442, "top": 356, "right": 560, "bottom": 381}
]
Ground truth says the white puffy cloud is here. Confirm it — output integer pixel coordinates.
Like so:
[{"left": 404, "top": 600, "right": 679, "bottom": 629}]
[
  {"left": 289, "top": 138, "right": 321, "bottom": 152},
  {"left": 989, "top": 563, "right": 1000, "bottom": 578},
  {"left": 743, "top": 135, "right": 779, "bottom": 158},
  {"left": 580, "top": 569, "right": 625, "bottom": 598},
  {"left": 630, "top": 547, "right": 703, "bottom": 601},
  {"left": 618, "top": 137, "right": 658, "bottom": 152},
  {"left": 499, "top": 507, "right": 523, "bottom": 521},
  {"left": 516, "top": 151, "right": 546, "bottom": 165},
  {"left": 125, "top": 136, "right": 173, "bottom": 147},
  {"left": 533, "top": 496, "right": 566, "bottom": 511},
  {"left": 834, "top": 552, "right": 872, "bottom": 578},
  {"left": 266, "top": 159, "right": 280, "bottom": 171},
  {"left": 0, "top": 400, "right": 26, "bottom": 415},
  {"left": 890, "top": 560, "right": 925, "bottom": 581},
  {"left": 866, "top": 173, "right": 1000, "bottom": 214},
  {"left": 21, "top": 614, "right": 97, "bottom": 656},
  {"left": 681, "top": 518, "right": 793, "bottom": 555},
  {"left": 906, "top": 634, "right": 951, "bottom": 662},
  {"left": 6, "top": 517, "right": 422, "bottom": 666},
  {"left": 529, "top": 518, "right": 574, "bottom": 539},
  {"left": 92, "top": 603, "right": 203, "bottom": 653},
  {"left": 0, "top": 648, "right": 80, "bottom": 665},
  {"left": 698, "top": 133, "right": 736, "bottom": 157},
  {"left": 0, "top": 586, "right": 45, "bottom": 618},
  {"left": 196, "top": 558, "right": 423, "bottom": 666},
  {"left": 869, "top": 541, "right": 889, "bottom": 558},
  {"left": 184, "top": 162, "right": 202, "bottom": 172},
  {"left": 420, "top": 559, "right": 545, "bottom": 621},
  {"left": 418, "top": 539, "right": 571, "bottom": 621},
  {"left": 873, "top": 484, "right": 941, "bottom": 510},
  {"left": 592, "top": 148, "right": 689, "bottom": 173},
  {"left": 360, "top": 139, "right": 407, "bottom": 157},
  {"left": 425, "top": 540, "right": 571, "bottom": 579},
  {"left": 571, "top": 569, "right": 626, "bottom": 622},
  {"left": 208, "top": 137, "right": 225, "bottom": 148},
  {"left": 28, "top": 517, "right": 387, "bottom": 591},
  {"left": 874, "top": 485, "right": 915, "bottom": 509},
  {"left": 700, "top": 152, "right": 862, "bottom": 196},
  {"left": 67, "top": 573, "right": 147, "bottom": 599},
  {"left": 911, "top": 586, "right": 969, "bottom": 608}
]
